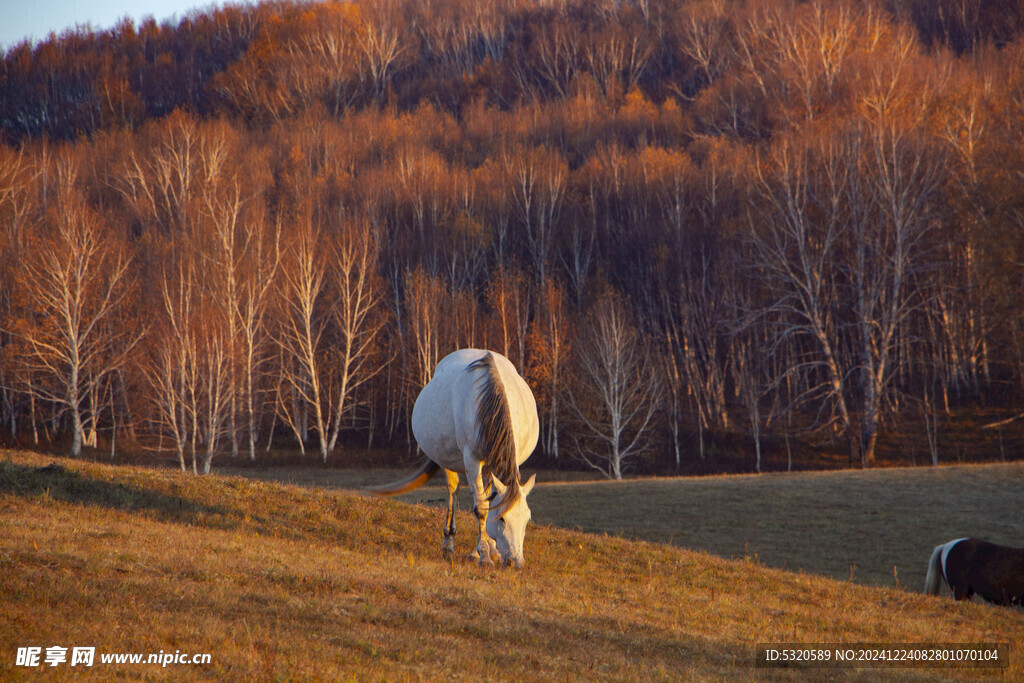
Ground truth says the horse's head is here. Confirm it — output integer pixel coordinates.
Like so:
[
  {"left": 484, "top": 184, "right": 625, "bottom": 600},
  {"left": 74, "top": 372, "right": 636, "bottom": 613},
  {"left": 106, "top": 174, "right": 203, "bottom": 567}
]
[{"left": 487, "top": 473, "right": 536, "bottom": 569}]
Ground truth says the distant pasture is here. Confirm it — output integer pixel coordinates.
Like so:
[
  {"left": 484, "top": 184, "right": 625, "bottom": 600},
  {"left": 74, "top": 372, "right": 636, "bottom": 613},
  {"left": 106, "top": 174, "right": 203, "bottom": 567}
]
[{"left": 227, "top": 462, "right": 1024, "bottom": 593}]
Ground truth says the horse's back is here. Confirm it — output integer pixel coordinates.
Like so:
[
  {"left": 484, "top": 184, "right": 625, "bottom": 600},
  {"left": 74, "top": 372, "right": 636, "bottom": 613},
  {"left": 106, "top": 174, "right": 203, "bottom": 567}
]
[
  {"left": 411, "top": 349, "right": 539, "bottom": 471},
  {"left": 946, "top": 538, "right": 1024, "bottom": 604},
  {"left": 971, "top": 539, "right": 1024, "bottom": 604},
  {"left": 411, "top": 350, "right": 483, "bottom": 470}
]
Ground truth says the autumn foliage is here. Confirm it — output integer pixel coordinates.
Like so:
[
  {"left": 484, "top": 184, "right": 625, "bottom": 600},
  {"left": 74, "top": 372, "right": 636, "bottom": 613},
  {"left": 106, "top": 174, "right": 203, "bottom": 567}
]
[{"left": 2, "top": 0, "right": 1024, "bottom": 474}]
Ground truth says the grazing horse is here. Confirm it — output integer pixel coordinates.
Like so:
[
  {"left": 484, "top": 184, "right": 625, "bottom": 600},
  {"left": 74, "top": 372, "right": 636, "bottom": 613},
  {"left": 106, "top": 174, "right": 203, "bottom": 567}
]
[
  {"left": 369, "top": 349, "right": 539, "bottom": 568},
  {"left": 925, "top": 538, "right": 1024, "bottom": 606}
]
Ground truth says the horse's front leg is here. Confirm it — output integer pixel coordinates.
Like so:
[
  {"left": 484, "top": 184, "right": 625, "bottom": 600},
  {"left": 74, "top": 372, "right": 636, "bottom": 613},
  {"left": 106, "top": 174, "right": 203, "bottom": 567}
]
[
  {"left": 442, "top": 469, "right": 459, "bottom": 558},
  {"left": 465, "top": 457, "right": 500, "bottom": 566}
]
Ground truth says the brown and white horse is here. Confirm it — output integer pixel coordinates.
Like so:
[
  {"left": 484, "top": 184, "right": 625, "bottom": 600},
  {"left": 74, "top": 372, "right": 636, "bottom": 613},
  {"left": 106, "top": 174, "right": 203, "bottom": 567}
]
[
  {"left": 925, "top": 538, "right": 1024, "bottom": 606},
  {"left": 369, "top": 349, "right": 539, "bottom": 568}
]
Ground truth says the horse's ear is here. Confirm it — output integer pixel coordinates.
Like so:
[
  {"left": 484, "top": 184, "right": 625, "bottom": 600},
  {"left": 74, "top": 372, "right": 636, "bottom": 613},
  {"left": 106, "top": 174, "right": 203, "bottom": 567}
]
[
  {"left": 491, "top": 475, "right": 507, "bottom": 495},
  {"left": 521, "top": 473, "right": 536, "bottom": 497}
]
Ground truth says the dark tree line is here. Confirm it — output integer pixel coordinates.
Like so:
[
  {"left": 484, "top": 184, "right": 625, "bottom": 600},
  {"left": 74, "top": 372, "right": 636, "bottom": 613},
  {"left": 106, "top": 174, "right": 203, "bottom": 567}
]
[{"left": 2, "top": 0, "right": 1024, "bottom": 476}]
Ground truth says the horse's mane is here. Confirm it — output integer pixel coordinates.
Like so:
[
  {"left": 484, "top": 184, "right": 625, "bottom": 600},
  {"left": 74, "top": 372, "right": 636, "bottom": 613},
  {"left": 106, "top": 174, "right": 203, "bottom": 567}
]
[{"left": 469, "top": 352, "right": 520, "bottom": 515}]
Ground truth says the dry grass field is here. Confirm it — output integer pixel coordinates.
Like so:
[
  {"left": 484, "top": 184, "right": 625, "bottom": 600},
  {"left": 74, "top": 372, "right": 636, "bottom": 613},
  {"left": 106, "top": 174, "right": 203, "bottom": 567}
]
[
  {"left": 3, "top": 449, "right": 1023, "bottom": 680},
  {"left": 231, "top": 461, "right": 1024, "bottom": 591}
]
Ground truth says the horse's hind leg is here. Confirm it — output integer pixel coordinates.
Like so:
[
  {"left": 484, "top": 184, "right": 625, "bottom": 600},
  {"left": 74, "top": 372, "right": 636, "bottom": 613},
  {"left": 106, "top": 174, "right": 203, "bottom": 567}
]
[{"left": 442, "top": 469, "right": 459, "bottom": 558}]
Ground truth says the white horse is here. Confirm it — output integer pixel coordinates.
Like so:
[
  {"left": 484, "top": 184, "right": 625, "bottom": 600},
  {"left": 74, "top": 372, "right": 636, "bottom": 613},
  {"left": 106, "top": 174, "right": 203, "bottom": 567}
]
[{"left": 370, "top": 349, "right": 539, "bottom": 568}]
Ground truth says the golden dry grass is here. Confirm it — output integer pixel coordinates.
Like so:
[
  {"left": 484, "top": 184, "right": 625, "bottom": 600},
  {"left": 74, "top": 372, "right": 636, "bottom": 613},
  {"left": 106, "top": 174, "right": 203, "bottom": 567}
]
[
  {"left": 3, "top": 449, "right": 1022, "bottom": 681},
  {"left": 236, "top": 461, "right": 1024, "bottom": 590}
]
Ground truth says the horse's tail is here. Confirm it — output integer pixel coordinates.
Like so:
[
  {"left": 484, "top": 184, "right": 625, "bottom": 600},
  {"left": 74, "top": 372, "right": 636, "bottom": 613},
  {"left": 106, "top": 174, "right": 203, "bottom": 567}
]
[
  {"left": 924, "top": 544, "right": 945, "bottom": 595},
  {"left": 469, "top": 352, "right": 520, "bottom": 514},
  {"left": 365, "top": 458, "right": 440, "bottom": 496}
]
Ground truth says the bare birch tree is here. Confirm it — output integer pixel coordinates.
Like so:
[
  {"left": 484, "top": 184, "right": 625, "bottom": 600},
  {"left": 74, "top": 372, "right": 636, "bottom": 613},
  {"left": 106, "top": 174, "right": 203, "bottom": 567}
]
[
  {"left": 196, "top": 310, "right": 232, "bottom": 474},
  {"left": 584, "top": 23, "right": 651, "bottom": 99},
  {"left": 233, "top": 214, "right": 279, "bottom": 461},
  {"left": 536, "top": 278, "right": 568, "bottom": 460},
  {"left": 567, "top": 294, "right": 660, "bottom": 479},
  {"left": 851, "top": 118, "right": 942, "bottom": 463},
  {"left": 0, "top": 145, "right": 40, "bottom": 440},
  {"left": 750, "top": 132, "right": 856, "bottom": 458},
  {"left": 357, "top": 3, "right": 407, "bottom": 105},
  {"left": 403, "top": 266, "right": 446, "bottom": 390},
  {"left": 751, "top": 116, "right": 940, "bottom": 464},
  {"left": 143, "top": 257, "right": 199, "bottom": 472},
  {"left": 16, "top": 153, "right": 138, "bottom": 457},
  {"left": 325, "top": 218, "right": 386, "bottom": 454},
  {"left": 486, "top": 264, "right": 530, "bottom": 372},
  {"left": 275, "top": 215, "right": 333, "bottom": 461},
  {"left": 505, "top": 146, "right": 566, "bottom": 287}
]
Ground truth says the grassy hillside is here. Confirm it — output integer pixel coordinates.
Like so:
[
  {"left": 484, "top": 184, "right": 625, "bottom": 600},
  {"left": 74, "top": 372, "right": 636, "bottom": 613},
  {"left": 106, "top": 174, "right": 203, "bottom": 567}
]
[
  {"left": 228, "top": 461, "right": 1024, "bottom": 590},
  {"left": 2, "top": 450, "right": 1021, "bottom": 680}
]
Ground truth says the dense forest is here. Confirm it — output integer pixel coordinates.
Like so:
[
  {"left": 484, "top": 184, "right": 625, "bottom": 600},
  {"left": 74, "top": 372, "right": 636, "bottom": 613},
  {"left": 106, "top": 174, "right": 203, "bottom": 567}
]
[{"left": 3, "top": 0, "right": 1024, "bottom": 476}]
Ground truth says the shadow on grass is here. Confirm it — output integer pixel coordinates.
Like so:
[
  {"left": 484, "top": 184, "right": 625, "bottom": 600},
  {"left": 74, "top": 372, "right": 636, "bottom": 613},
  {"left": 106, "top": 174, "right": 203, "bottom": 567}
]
[{"left": 0, "top": 461, "right": 230, "bottom": 523}]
